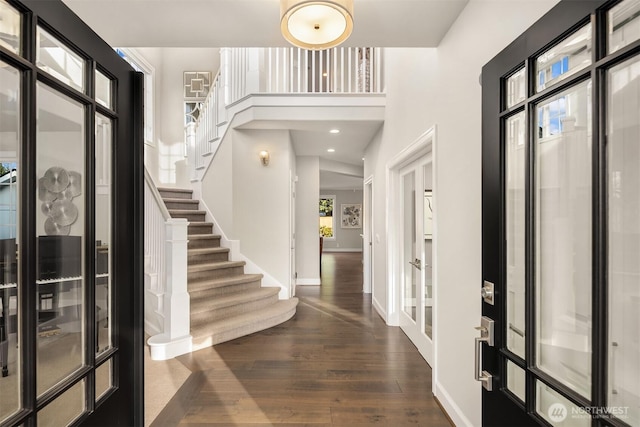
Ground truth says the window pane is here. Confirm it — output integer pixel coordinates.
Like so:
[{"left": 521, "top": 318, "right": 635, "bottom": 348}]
[
  {"left": 536, "top": 80, "right": 592, "bottom": 398},
  {"left": 506, "top": 67, "right": 526, "bottom": 108},
  {"left": 95, "top": 358, "right": 113, "bottom": 401},
  {"left": 0, "top": 60, "right": 21, "bottom": 423},
  {"left": 36, "top": 83, "right": 85, "bottom": 396},
  {"left": 536, "top": 24, "right": 592, "bottom": 92},
  {"left": 506, "top": 112, "right": 526, "bottom": 359},
  {"left": 507, "top": 360, "right": 526, "bottom": 402},
  {"left": 536, "top": 381, "right": 591, "bottom": 427},
  {"left": 607, "top": 55, "right": 640, "bottom": 427},
  {"left": 609, "top": 0, "right": 640, "bottom": 54},
  {"left": 0, "top": 0, "right": 21, "bottom": 55},
  {"left": 95, "top": 70, "right": 112, "bottom": 109},
  {"left": 37, "top": 27, "right": 84, "bottom": 93},
  {"left": 319, "top": 197, "right": 334, "bottom": 238},
  {"left": 37, "top": 379, "right": 85, "bottom": 427},
  {"left": 96, "top": 113, "right": 112, "bottom": 355}
]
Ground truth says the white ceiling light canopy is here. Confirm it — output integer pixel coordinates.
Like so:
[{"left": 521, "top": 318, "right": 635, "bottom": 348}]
[{"left": 281, "top": 0, "right": 354, "bottom": 50}]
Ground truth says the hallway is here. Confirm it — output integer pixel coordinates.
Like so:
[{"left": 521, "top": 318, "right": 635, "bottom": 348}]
[{"left": 149, "top": 253, "right": 451, "bottom": 426}]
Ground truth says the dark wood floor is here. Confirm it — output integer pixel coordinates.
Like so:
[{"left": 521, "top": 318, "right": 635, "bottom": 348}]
[{"left": 152, "top": 252, "right": 452, "bottom": 426}]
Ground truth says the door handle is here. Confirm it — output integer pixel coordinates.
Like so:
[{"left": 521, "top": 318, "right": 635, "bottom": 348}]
[
  {"left": 409, "top": 258, "right": 422, "bottom": 270},
  {"left": 474, "top": 316, "right": 494, "bottom": 391}
]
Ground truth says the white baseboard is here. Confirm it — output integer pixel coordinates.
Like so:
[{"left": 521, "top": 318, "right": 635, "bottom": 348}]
[
  {"left": 296, "top": 278, "right": 321, "bottom": 286},
  {"left": 372, "top": 295, "right": 387, "bottom": 322},
  {"left": 434, "top": 381, "right": 476, "bottom": 427},
  {"left": 147, "top": 333, "right": 193, "bottom": 361},
  {"left": 322, "top": 248, "right": 363, "bottom": 253}
]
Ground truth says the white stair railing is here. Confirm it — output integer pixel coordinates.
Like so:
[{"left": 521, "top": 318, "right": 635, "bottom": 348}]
[
  {"left": 186, "top": 47, "right": 383, "bottom": 181},
  {"left": 144, "top": 167, "right": 192, "bottom": 360}
]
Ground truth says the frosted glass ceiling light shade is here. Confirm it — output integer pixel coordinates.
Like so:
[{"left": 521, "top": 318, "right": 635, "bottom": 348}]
[{"left": 281, "top": 0, "right": 354, "bottom": 50}]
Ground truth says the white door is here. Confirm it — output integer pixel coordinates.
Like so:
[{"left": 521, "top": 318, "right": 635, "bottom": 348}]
[{"left": 399, "top": 157, "right": 433, "bottom": 365}]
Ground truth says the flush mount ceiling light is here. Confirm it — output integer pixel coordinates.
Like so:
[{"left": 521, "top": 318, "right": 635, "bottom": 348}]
[{"left": 280, "top": 0, "right": 354, "bottom": 50}]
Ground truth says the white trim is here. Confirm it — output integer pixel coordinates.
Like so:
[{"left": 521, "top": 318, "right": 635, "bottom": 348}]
[
  {"left": 435, "top": 381, "right": 475, "bottom": 427},
  {"left": 147, "top": 334, "right": 193, "bottom": 361},
  {"left": 322, "top": 248, "right": 362, "bottom": 253},
  {"left": 372, "top": 294, "right": 387, "bottom": 322},
  {"left": 296, "top": 278, "right": 321, "bottom": 286},
  {"left": 363, "top": 175, "right": 373, "bottom": 294}
]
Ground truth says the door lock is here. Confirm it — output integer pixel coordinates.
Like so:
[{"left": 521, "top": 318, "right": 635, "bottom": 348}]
[
  {"left": 481, "top": 280, "right": 494, "bottom": 305},
  {"left": 474, "top": 316, "right": 494, "bottom": 391}
]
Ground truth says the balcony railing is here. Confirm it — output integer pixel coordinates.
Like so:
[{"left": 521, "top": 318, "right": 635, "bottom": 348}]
[{"left": 187, "top": 47, "right": 383, "bottom": 180}]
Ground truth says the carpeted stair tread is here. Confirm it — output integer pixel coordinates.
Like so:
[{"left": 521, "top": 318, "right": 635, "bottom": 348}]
[
  {"left": 189, "top": 234, "right": 222, "bottom": 240},
  {"left": 163, "top": 198, "right": 199, "bottom": 204},
  {"left": 169, "top": 209, "right": 207, "bottom": 216},
  {"left": 191, "top": 298, "right": 298, "bottom": 350},
  {"left": 191, "top": 287, "right": 280, "bottom": 314},
  {"left": 188, "top": 247, "right": 229, "bottom": 255},
  {"left": 188, "top": 260, "right": 245, "bottom": 273},
  {"left": 157, "top": 187, "right": 192, "bottom": 194},
  {"left": 187, "top": 273, "right": 263, "bottom": 292}
]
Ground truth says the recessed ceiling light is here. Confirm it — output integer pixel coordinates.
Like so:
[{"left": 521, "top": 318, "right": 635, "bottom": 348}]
[
  {"left": 329, "top": 129, "right": 340, "bottom": 134},
  {"left": 327, "top": 148, "right": 336, "bottom": 153},
  {"left": 362, "top": 157, "right": 365, "bottom": 161}
]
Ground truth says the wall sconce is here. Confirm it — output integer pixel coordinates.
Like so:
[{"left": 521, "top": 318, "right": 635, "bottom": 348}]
[{"left": 259, "top": 150, "right": 270, "bottom": 166}]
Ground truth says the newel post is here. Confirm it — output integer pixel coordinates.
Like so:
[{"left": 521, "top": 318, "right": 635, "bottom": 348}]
[{"left": 147, "top": 218, "right": 193, "bottom": 360}]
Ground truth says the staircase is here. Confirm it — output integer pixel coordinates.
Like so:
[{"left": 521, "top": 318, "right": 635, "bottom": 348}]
[{"left": 157, "top": 187, "right": 298, "bottom": 350}]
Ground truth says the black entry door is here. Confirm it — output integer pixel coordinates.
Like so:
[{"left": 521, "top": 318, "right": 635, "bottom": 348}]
[
  {"left": 0, "top": 0, "right": 143, "bottom": 425},
  {"left": 482, "top": 0, "right": 640, "bottom": 426}
]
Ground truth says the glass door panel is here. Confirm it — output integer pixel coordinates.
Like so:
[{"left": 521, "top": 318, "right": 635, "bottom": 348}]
[
  {"left": 535, "top": 80, "right": 592, "bottom": 398},
  {"left": 402, "top": 171, "right": 417, "bottom": 321},
  {"left": 0, "top": 59, "right": 21, "bottom": 424},
  {"left": 424, "top": 165, "right": 433, "bottom": 339},
  {"left": 35, "top": 82, "right": 85, "bottom": 396},
  {"left": 506, "top": 111, "right": 526, "bottom": 359},
  {"left": 607, "top": 55, "right": 640, "bottom": 426}
]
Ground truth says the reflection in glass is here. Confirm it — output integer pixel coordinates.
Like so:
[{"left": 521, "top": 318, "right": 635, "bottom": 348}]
[
  {"left": 403, "top": 171, "right": 416, "bottom": 321},
  {"left": 36, "top": 83, "right": 85, "bottom": 396},
  {"left": 607, "top": 56, "right": 640, "bottom": 427},
  {"left": 0, "top": 0, "right": 21, "bottom": 55},
  {"left": 536, "top": 80, "right": 592, "bottom": 398},
  {"left": 37, "top": 379, "right": 85, "bottom": 427},
  {"left": 536, "top": 24, "right": 592, "bottom": 92},
  {"left": 95, "top": 70, "right": 112, "bottom": 109},
  {"left": 506, "top": 67, "right": 526, "bottom": 108},
  {"left": 95, "top": 358, "right": 112, "bottom": 401},
  {"left": 424, "top": 164, "right": 433, "bottom": 338},
  {"left": 507, "top": 361, "right": 526, "bottom": 402},
  {"left": 506, "top": 112, "right": 526, "bottom": 359},
  {"left": 96, "top": 113, "right": 112, "bottom": 355},
  {"left": 36, "top": 27, "right": 84, "bottom": 93},
  {"left": 609, "top": 0, "right": 640, "bottom": 54},
  {"left": 536, "top": 381, "right": 590, "bottom": 427},
  {"left": 0, "top": 60, "right": 21, "bottom": 423}
]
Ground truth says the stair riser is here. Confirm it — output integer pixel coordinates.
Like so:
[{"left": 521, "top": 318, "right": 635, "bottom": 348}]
[
  {"left": 188, "top": 280, "right": 262, "bottom": 298},
  {"left": 164, "top": 201, "right": 199, "bottom": 210},
  {"left": 188, "top": 224, "right": 213, "bottom": 235},
  {"left": 188, "top": 237, "right": 221, "bottom": 249},
  {"left": 191, "top": 293, "right": 280, "bottom": 325},
  {"left": 189, "top": 251, "right": 229, "bottom": 264},
  {"left": 172, "top": 212, "right": 206, "bottom": 222},
  {"left": 158, "top": 190, "right": 192, "bottom": 200},
  {"left": 188, "top": 266, "right": 245, "bottom": 282}
]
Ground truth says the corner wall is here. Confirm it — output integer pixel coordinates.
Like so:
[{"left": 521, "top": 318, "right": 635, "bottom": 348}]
[
  {"left": 364, "top": 1, "right": 560, "bottom": 425},
  {"left": 295, "top": 156, "right": 320, "bottom": 285}
]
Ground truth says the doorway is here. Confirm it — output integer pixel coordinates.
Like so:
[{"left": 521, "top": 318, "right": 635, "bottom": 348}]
[{"left": 387, "top": 128, "right": 436, "bottom": 366}]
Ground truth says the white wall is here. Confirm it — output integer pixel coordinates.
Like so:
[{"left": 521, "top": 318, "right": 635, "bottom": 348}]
[
  {"left": 364, "top": 1, "right": 560, "bottom": 425},
  {"left": 232, "top": 129, "right": 293, "bottom": 289},
  {"left": 135, "top": 48, "right": 220, "bottom": 185},
  {"left": 295, "top": 156, "right": 320, "bottom": 284},
  {"left": 201, "top": 135, "right": 233, "bottom": 234},
  {"left": 322, "top": 189, "right": 363, "bottom": 252}
]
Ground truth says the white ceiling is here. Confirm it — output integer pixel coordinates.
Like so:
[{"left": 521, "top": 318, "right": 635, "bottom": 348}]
[
  {"left": 61, "top": 0, "right": 468, "bottom": 185},
  {"left": 320, "top": 170, "right": 363, "bottom": 191},
  {"left": 62, "top": 0, "right": 469, "bottom": 48}
]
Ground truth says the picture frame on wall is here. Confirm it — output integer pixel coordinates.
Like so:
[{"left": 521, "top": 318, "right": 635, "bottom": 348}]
[{"left": 341, "top": 203, "right": 362, "bottom": 229}]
